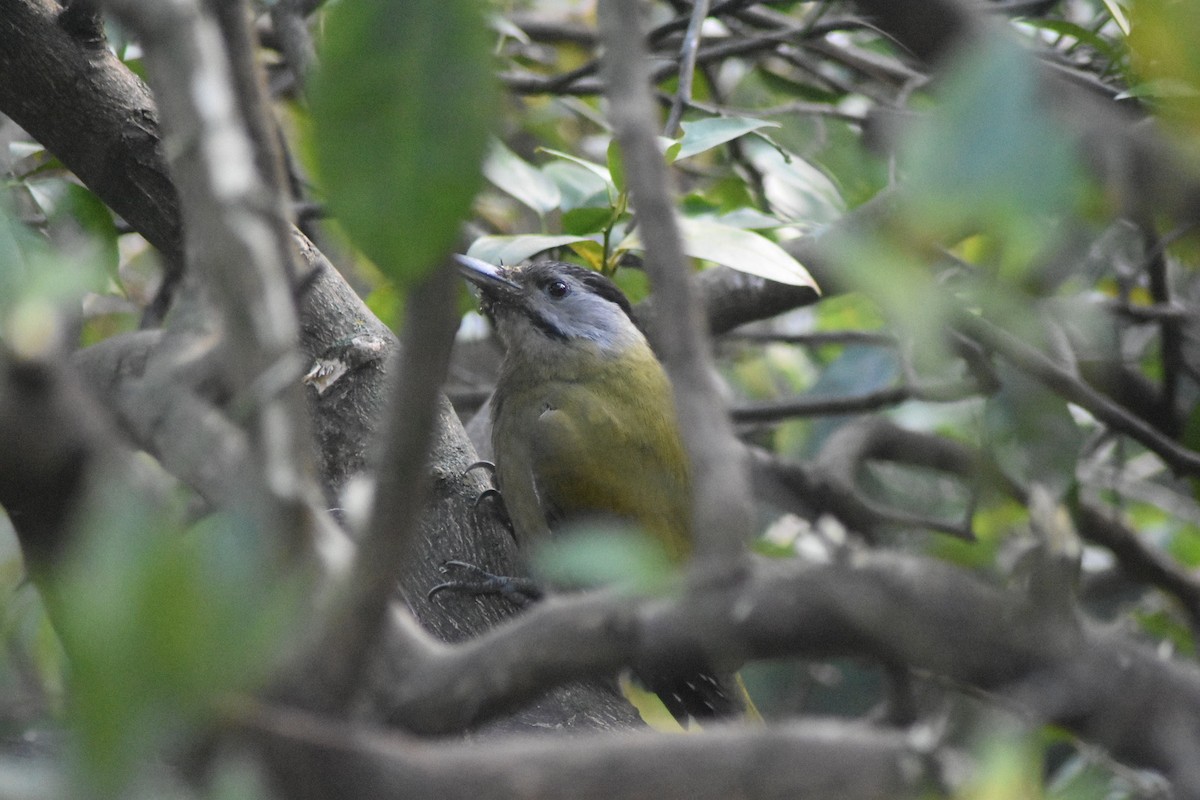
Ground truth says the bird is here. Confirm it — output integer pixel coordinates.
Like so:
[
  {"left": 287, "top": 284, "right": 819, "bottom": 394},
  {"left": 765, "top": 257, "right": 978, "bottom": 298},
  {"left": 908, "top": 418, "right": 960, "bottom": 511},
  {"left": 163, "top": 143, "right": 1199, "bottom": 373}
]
[{"left": 449, "top": 253, "right": 749, "bottom": 723}]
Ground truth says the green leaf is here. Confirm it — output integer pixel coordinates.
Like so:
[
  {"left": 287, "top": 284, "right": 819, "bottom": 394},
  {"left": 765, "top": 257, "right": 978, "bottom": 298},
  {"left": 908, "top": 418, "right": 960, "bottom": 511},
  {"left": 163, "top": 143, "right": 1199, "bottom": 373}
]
[
  {"left": 741, "top": 137, "right": 845, "bottom": 225},
  {"left": 0, "top": 193, "right": 105, "bottom": 348},
  {"left": 542, "top": 161, "right": 611, "bottom": 210},
  {"left": 56, "top": 183, "right": 120, "bottom": 284},
  {"left": 562, "top": 206, "right": 616, "bottom": 235},
  {"left": 625, "top": 217, "right": 819, "bottom": 289},
  {"left": 1168, "top": 525, "right": 1200, "bottom": 568},
  {"left": 606, "top": 138, "right": 626, "bottom": 194},
  {"left": 539, "top": 148, "right": 616, "bottom": 198},
  {"left": 674, "top": 116, "right": 780, "bottom": 161},
  {"left": 531, "top": 525, "right": 674, "bottom": 592},
  {"left": 483, "top": 139, "right": 561, "bottom": 216},
  {"left": 0, "top": 195, "right": 44, "bottom": 292},
  {"left": 55, "top": 489, "right": 297, "bottom": 796},
  {"left": 466, "top": 234, "right": 596, "bottom": 266},
  {"left": 308, "top": 0, "right": 497, "bottom": 286}
]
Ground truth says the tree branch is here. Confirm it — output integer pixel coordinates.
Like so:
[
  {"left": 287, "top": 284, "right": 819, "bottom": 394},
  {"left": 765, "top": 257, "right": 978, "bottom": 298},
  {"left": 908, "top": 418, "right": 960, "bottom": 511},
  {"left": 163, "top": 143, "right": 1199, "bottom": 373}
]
[
  {"left": 246, "top": 700, "right": 929, "bottom": 800},
  {"left": 0, "top": 0, "right": 183, "bottom": 317},
  {"left": 954, "top": 312, "right": 1200, "bottom": 477},
  {"left": 353, "top": 547, "right": 1200, "bottom": 794}
]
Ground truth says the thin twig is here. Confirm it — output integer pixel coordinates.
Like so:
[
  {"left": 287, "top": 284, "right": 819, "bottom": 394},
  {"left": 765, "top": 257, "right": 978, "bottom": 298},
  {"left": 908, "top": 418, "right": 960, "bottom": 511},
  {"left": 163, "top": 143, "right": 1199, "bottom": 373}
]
[
  {"left": 954, "top": 312, "right": 1200, "bottom": 476},
  {"left": 725, "top": 330, "right": 898, "bottom": 347},
  {"left": 664, "top": 0, "right": 711, "bottom": 137},
  {"left": 1142, "top": 223, "right": 1183, "bottom": 437},
  {"left": 732, "top": 380, "right": 979, "bottom": 423}
]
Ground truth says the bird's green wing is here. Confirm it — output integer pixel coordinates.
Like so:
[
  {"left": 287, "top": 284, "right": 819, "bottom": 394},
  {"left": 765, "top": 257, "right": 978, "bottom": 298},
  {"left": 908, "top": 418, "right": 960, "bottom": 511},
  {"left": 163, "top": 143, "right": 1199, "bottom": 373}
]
[{"left": 529, "top": 382, "right": 691, "bottom": 560}]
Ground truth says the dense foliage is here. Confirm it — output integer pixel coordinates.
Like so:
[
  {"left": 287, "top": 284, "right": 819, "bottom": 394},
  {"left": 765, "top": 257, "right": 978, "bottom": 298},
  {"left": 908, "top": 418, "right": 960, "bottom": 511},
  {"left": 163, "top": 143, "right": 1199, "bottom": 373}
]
[{"left": 3, "top": 0, "right": 1200, "bottom": 798}]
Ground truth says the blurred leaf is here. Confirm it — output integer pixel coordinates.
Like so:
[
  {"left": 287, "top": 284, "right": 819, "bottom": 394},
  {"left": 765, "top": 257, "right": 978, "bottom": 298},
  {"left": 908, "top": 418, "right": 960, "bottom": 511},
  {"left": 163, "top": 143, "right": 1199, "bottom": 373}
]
[
  {"left": 467, "top": 233, "right": 596, "bottom": 265},
  {"left": 24, "top": 181, "right": 119, "bottom": 286},
  {"left": 308, "top": 0, "right": 497, "bottom": 286},
  {"left": 0, "top": 196, "right": 44, "bottom": 296},
  {"left": 531, "top": 526, "right": 674, "bottom": 592},
  {"left": 612, "top": 267, "right": 650, "bottom": 304},
  {"left": 0, "top": 195, "right": 103, "bottom": 354},
  {"left": 8, "top": 141, "right": 44, "bottom": 161},
  {"left": 701, "top": 174, "right": 756, "bottom": 212},
  {"left": 1046, "top": 750, "right": 1126, "bottom": 800},
  {"left": 1102, "top": 0, "right": 1131, "bottom": 36},
  {"left": 487, "top": 12, "right": 530, "bottom": 45},
  {"left": 483, "top": 139, "right": 561, "bottom": 217},
  {"left": 673, "top": 116, "right": 780, "bottom": 161},
  {"left": 1130, "top": 0, "right": 1200, "bottom": 120},
  {"left": 984, "top": 365, "right": 1083, "bottom": 500},
  {"left": 365, "top": 282, "right": 402, "bottom": 327},
  {"left": 1135, "top": 606, "right": 1195, "bottom": 656},
  {"left": 55, "top": 489, "right": 297, "bottom": 796},
  {"left": 1116, "top": 77, "right": 1200, "bottom": 101},
  {"left": 205, "top": 751, "right": 274, "bottom": 800},
  {"left": 958, "top": 732, "right": 1043, "bottom": 800},
  {"left": 623, "top": 217, "right": 818, "bottom": 289},
  {"left": 900, "top": 37, "right": 1086, "bottom": 262},
  {"left": 57, "top": 184, "right": 120, "bottom": 285},
  {"left": 1180, "top": 527, "right": 1200, "bottom": 572}
]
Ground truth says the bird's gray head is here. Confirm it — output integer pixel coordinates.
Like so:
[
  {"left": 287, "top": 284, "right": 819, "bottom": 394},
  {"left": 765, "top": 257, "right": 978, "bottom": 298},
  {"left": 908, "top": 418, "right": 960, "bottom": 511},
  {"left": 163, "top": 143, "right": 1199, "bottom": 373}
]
[{"left": 455, "top": 255, "right": 644, "bottom": 356}]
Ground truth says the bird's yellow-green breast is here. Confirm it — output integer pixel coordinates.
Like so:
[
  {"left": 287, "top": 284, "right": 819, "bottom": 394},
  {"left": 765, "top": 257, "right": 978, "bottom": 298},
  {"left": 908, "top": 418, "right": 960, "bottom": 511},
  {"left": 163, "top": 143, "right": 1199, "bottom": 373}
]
[{"left": 491, "top": 337, "right": 692, "bottom": 561}]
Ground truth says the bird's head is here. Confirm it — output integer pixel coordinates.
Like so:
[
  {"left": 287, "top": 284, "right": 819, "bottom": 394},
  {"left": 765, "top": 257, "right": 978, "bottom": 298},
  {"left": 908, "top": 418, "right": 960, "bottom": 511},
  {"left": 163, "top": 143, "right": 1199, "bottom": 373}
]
[{"left": 454, "top": 255, "right": 644, "bottom": 358}]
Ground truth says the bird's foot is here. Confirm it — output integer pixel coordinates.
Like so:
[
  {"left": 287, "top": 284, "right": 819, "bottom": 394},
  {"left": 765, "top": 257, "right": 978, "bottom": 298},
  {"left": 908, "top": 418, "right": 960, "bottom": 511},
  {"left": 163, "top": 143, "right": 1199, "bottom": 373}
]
[{"left": 427, "top": 560, "right": 543, "bottom": 607}]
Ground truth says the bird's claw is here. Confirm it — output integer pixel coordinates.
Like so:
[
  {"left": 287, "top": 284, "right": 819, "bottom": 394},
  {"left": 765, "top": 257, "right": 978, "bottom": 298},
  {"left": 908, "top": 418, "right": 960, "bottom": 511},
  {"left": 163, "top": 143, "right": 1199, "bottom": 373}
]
[
  {"left": 427, "top": 560, "right": 542, "bottom": 606},
  {"left": 464, "top": 460, "right": 497, "bottom": 478},
  {"left": 473, "top": 487, "right": 502, "bottom": 509}
]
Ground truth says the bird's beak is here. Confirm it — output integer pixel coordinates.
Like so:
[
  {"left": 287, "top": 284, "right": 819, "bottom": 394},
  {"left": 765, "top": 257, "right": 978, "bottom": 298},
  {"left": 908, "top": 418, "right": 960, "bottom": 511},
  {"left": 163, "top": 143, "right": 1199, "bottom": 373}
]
[{"left": 453, "top": 254, "right": 520, "bottom": 291}]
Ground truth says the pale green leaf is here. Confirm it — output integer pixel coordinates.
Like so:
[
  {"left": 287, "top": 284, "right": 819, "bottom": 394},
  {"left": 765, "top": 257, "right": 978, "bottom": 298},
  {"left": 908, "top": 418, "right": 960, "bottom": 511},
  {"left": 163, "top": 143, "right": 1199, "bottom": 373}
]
[
  {"left": 467, "top": 234, "right": 597, "bottom": 266},
  {"left": 741, "top": 138, "right": 845, "bottom": 225},
  {"left": 623, "top": 218, "right": 819, "bottom": 289},
  {"left": 483, "top": 139, "right": 561, "bottom": 216},
  {"left": 531, "top": 526, "right": 674, "bottom": 592},
  {"left": 542, "top": 161, "right": 611, "bottom": 211},
  {"left": 674, "top": 116, "right": 781, "bottom": 161},
  {"left": 1102, "top": 0, "right": 1130, "bottom": 35},
  {"left": 539, "top": 148, "right": 615, "bottom": 194}
]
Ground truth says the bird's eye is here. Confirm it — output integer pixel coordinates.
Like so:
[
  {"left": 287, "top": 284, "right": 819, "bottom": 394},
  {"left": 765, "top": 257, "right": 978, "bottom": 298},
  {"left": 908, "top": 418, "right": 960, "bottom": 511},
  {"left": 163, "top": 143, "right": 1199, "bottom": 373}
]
[{"left": 546, "top": 280, "right": 570, "bottom": 299}]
